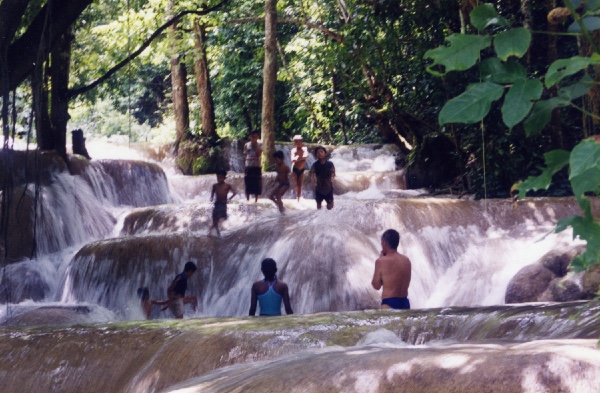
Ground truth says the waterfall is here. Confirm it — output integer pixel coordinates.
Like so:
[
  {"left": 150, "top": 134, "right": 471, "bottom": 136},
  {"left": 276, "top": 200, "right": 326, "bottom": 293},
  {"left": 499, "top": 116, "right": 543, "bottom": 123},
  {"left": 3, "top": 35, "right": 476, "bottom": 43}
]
[
  {"left": 1, "top": 142, "right": 598, "bottom": 393},
  {"left": 0, "top": 143, "right": 585, "bottom": 321}
]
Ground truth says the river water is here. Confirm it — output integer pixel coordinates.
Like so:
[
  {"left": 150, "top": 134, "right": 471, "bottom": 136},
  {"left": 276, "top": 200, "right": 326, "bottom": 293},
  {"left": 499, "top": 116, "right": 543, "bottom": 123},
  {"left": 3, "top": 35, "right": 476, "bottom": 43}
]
[{"left": 0, "top": 141, "right": 597, "bottom": 393}]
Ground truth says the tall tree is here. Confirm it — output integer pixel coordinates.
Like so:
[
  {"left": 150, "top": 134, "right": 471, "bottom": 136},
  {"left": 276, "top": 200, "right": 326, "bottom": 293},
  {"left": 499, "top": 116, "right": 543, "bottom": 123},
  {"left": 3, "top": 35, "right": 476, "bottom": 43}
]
[
  {"left": 193, "top": 20, "right": 218, "bottom": 140},
  {"left": 168, "top": 0, "right": 191, "bottom": 152},
  {"left": 261, "top": 0, "right": 277, "bottom": 171}
]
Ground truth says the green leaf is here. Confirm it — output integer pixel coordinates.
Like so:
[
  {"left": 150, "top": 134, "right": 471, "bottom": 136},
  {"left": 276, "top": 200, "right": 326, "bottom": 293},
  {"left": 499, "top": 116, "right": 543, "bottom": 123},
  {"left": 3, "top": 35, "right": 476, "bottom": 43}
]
[
  {"left": 470, "top": 4, "right": 509, "bottom": 30},
  {"left": 513, "top": 149, "right": 570, "bottom": 196},
  {"left": 523, "top": 97, "right": 569, "bottom": 136},
  {"left": 584, "top": 0, "right": 600, "bottom": 12},
  {"left": 569, "top": 138, "right": 600, "bottom": 198},
  {"left": 425, "top": 34, "right": 492, "bottom": 75},
  {"left": 558, "top": 74, "right": 594, "bottom": 100},
  {"left": 545, "top": 56, "right": 600, "bottom": 88},
  {"left": 555, "top": 215, "right": 600, "bottom": 271},
  {"left": 494, "top": 28, "right": 532, "bottom": 61},
  {"left": 568, "top": 16, "right": 600, "bottom": 32},
  {"left": 501, "top": 79, "right": 543, "bottom": 128},
  {"left": 439, "top": 82, "right": 504, "bottom": 125},
  {"left": 480, "top": 58, "right": 527, "bottom": 83}
]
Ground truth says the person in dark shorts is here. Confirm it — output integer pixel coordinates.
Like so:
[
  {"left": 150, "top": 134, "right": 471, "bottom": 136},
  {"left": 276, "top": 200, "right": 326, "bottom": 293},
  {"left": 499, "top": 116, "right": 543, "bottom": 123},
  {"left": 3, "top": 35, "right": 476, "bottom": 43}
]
[
  {"left": 371, "top": 229, "right": 412, "bottom": 310},
  {"left": 167, "top": 261, "right": 198, "bottom": 319},
  {"left": 309, "top": 145, "right": 336, "bottom": 210},
  {"left": 290, "top": 135, "right": 308, "bottom": 201},
  {"left": 269, "top": 150, "right": 290, "bottom": 213},
  {"left": 244, "top": 130, "right": 263, "bottom": 202},
  {"left": 249, "top": 258, "right": 293, "bottom": 316},
  {"left": 210, "top": 170, "right": 237, "bottom": 236}
]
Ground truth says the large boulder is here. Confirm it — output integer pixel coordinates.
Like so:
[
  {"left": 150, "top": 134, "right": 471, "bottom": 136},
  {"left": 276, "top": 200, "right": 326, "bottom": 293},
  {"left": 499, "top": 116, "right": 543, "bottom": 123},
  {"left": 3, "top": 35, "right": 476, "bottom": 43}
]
[
  {"left": 505, "top": 246, "right": 587, "bottom": 304},
  {"left": 505, "top": 264, "right": 555, "bottom": 303},
  {"left": 582, "top": 263, "right": 600, "bottom": 298},
  {"left": 544, "top": 273, "right": 584, "bottom": 302}
]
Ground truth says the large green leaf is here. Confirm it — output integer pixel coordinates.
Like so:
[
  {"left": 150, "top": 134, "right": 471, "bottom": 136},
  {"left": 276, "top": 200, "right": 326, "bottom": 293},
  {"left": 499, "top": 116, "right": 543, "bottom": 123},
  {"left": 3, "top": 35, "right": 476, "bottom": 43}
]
[
  {"left": 568, "top": 16, "right": 600, "bottom": 32},
  {"left": 555, "top": 215, "right": 600, "bottom": 271},
  {"left": 470, "top": 3, "right": 509, "bottom": 30},
  {"left": 545, "top": 55, "right": 600, "bottom": 88},
  {"left": 523, "top": 97, "right": 570, "bottom": 136},
  {"left": 479, "top": 58, "right": 527, "bottom": 83},
  {"left": 425, "top": 34, "right": 492, "bottom": 76},
  {"left": 513, "top": 149, "right": 570, "bottom": 196},
  {"left": 584, "top": 0, "right": 600, "bottom": 12},
  {"left": 558, "top": 75, "right": 594, "bottom": 100},
  {"left": 439, "top": 82, "right": 504, "bottom": 125},
  {"left": 501, "top": 79, "right": 543, "bottom": 128},
  {"left": 569, "top": 138, "right": 600, "bottom": 198},
  {"left": 494, "top": 28, "right": 531, "bottom": 61}
]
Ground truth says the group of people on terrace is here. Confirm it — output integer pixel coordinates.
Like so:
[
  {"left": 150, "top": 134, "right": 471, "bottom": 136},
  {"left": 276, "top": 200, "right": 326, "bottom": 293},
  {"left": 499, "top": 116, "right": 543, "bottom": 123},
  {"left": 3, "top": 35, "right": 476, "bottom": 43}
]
[
  {"left": 209, "top": 131, "right": 336, "bottom": 235},
  {"left": 139, "top": 229, "right": 411, "bottom": 319}
]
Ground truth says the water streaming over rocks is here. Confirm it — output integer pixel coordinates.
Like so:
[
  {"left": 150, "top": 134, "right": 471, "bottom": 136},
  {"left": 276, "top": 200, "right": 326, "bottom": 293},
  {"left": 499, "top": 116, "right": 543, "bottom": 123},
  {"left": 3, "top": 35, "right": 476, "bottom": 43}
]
[{"left": 0, "top": 142, "right": 598, "bottom": 392}]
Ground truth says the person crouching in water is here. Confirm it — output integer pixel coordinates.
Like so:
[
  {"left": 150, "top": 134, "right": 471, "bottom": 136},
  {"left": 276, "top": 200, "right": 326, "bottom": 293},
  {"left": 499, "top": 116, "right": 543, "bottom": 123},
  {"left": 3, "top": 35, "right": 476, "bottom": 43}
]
[
  {"left": 210, "top": 170, "right": 237, "bottom": 236},
  {"left": 249, "top": 258, "right": 293, "bottom": 316},
  {"left": 269, "top": 150, "right": 290, "bottom": 213},
  {"left": 167, "top": 261, "right": 198, "bottom": 319}
]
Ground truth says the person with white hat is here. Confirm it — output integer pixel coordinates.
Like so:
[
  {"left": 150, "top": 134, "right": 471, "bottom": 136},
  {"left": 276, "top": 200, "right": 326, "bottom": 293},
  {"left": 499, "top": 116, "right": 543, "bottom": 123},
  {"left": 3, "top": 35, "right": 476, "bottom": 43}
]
[{"left": 290, "top": 135, "right": 309, "bottom": 201}]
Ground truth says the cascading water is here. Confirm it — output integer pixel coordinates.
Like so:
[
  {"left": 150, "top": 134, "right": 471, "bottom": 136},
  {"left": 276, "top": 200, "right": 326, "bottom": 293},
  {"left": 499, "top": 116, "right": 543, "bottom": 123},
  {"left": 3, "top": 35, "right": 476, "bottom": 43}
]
[
  {"left": 0, "top": 143, "right": 585, "bottom": 321},
  {"left": 1, "top": 142, "right": 598, "bottom": 393}
]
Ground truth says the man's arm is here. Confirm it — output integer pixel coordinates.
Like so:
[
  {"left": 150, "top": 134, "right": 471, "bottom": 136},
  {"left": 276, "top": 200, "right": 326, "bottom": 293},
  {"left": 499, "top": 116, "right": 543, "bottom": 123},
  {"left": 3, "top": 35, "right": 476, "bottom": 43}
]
[
  {"left": 371, "top": 259, "right": 382, "bottom": 290},
  {"left": 282, "top": 285, "right": 293, "bottom": 315},
  {"left": 210, "top": 184, "right": 216, "bottom": 202},
  {"left": 228, "top": 184, "right": 237, "bottom": 200},
  {"left": 167, "top": 276, "right": 180, "bottom": 299},
  {"left": 249, "top": 284, "right": 258, "bottom": 316}
]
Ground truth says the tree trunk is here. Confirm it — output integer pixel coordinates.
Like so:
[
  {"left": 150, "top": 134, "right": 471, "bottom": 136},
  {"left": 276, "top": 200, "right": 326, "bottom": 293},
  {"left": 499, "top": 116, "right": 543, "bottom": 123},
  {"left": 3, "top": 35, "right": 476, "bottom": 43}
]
[
  {"left": 261, "top": 0, "right": 277, "bottom": 171},
  {"left": 168, "top": 0, "right": 190, "bottom": 153},
  {"left": 33, "top": 62, "right": 52, "bottom": 151},
  {"left": 50, "top": 31, "right": 73, "bottom": 161},
  {"left": 193, "top": 20, "right": 218, "bottom": 141}
]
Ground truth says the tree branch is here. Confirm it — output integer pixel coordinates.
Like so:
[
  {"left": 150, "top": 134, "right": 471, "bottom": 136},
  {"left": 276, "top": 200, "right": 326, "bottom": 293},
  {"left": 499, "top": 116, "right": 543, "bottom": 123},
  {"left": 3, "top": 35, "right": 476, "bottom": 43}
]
[
  {"left": 68, "top": 1, "right": 230, "bottom": 98},
  {"left": 6, "top": 0, "right": 94, "bottom": 91}
]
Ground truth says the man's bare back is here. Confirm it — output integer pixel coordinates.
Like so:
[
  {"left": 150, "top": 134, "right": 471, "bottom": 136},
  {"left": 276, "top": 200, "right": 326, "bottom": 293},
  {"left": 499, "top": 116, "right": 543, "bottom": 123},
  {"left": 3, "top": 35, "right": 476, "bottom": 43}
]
[{"left": 372, "top": 250, "right": 411, "bottom": 299}]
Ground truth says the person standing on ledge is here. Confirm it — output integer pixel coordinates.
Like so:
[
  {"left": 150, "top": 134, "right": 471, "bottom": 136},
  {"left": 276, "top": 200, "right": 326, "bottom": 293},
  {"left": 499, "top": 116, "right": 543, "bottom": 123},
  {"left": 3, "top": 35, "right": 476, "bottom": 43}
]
[
  {"left": 290, "top": 135, "right": 309, "bottom": 201},
  {"left": 371, "top": 229, "right": 412, "bottom": 310},
  {"left": 249, "top": 258, "right": 293, "bottom": 316},
  {"left": 243, "top": 129, "right": 263, "bottom": 202},
  {"left": 309, "top": 145, "right": 335, "bottom": 210}
]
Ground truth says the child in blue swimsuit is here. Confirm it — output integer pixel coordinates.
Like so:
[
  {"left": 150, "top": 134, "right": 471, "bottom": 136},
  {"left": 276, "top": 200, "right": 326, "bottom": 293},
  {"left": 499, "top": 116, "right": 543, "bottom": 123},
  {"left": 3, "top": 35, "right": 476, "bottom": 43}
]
[{"left": 249, "top": 258, "right": 294, "bottom": 316}]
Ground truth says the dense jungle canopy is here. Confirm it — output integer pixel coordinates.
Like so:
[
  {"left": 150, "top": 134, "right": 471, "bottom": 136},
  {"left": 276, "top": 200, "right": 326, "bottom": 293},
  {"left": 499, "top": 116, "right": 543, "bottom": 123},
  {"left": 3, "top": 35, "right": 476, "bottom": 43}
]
[{"left": 0, "top": 0, "right": 597, "bottom": 198}]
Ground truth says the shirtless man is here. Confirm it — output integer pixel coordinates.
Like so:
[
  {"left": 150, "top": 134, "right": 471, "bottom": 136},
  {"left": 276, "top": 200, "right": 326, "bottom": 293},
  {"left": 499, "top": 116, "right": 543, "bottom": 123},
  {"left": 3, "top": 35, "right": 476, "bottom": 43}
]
[
  {"left": 290, "top": 135, "right": 308, "bottom": 201},
  {"left": 209, "top": 170, "right": 237, "bottom": 236},
  {"left": 269, "top": 150, "right": 290, "bottom": 213},
  {"left": 371, "top": 229, "right": 412, "bottom": 309}
]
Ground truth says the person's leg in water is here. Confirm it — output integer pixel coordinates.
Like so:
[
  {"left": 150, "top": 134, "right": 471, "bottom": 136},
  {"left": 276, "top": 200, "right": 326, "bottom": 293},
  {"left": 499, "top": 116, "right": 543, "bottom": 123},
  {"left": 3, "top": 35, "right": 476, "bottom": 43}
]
[
  {"left": 326, "top": 192, "right": 334, "bottom": 210},
  {"left": 315, "top": 190, "right": 324, "bottom": 210},
  {"left": 296, "top": 171, "right": 304, "bottom": 201},
  {"left": 273, "top": 183, "right": 289, "bottom": 213}
]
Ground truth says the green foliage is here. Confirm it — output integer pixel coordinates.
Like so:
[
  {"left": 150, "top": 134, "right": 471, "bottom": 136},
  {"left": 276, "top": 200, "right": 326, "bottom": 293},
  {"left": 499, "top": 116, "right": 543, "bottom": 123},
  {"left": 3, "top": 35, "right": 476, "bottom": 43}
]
[
  {"left": 494, "top": 28, "right": 531, "bottom": 61},
  {"left": 427, "top": 1, "right": 600, "bottom": 269},
  {"left": 424, "top": 34, "right": 491, "bottom": 75},
  {"left": 439, "top": 82, "right": 504, "bottom": 124}
]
